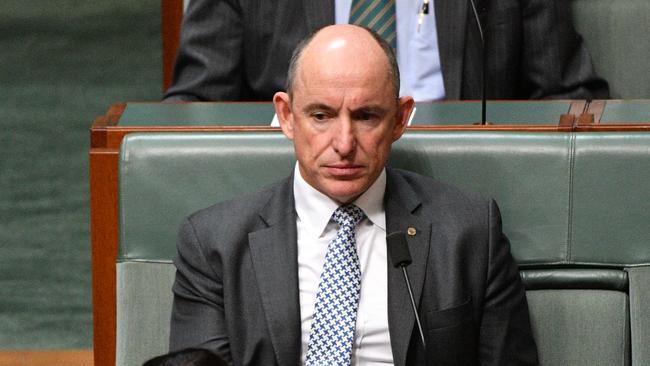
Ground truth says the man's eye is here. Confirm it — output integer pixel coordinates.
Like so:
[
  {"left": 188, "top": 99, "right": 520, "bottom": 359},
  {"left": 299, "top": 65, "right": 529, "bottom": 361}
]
[
  {"left": 356, "top": 111, "right": 379, "bottom": 121},
  {"left": 312, "top": 112, "right": 328, "bottom": 121}
]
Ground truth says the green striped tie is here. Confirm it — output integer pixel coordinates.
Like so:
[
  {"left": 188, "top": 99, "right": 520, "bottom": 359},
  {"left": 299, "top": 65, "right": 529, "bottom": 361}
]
[{"left": 349, "top": 0, "right": 397, "bottom": 49}]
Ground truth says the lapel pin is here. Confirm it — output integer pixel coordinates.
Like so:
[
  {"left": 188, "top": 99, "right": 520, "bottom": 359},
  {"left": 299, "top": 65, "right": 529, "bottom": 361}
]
[{"left": 407, "top": 227, "right": 417, "bottom": 236}]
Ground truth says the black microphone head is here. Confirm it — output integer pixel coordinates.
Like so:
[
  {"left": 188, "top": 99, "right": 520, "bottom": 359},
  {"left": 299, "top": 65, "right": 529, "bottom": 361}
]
[{"left": 386, "top": 232, "right": 412, "bottom": 268}]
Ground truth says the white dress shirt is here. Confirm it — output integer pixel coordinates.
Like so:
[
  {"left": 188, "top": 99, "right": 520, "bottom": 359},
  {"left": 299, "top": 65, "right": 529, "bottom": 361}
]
[
  {"left": 294, "top": 163, "right": 393, "bottom": 365},
  {"left": 335, "top": 0, "right": 446, "bottom": 101}
]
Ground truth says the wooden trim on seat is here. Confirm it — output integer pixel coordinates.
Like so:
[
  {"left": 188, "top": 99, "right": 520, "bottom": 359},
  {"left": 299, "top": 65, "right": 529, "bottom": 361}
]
[
  {"left": 90, "top": 149, "right": 119, "bottom": 366},
  {"left": 576, "top": 99, "right": 650, "bottom": 131},
  {"left": 576, "top": 124, "right": 650, "bottom": 132},
  {"left": 586, "top": 100, "right": 606, "bottom": 124},
  {"left": 569, "top": 100, "right": 588, "bottom": 116}
]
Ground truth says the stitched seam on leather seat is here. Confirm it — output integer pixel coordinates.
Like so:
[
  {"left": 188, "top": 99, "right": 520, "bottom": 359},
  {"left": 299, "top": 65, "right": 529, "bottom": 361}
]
[
  {"left": 119, "top": 144, "right": 131, "bottom": 260},
  {"left": 622, "top": 293, "right": 630, "bottom": 366},
  {"left": 566, "top": 133, "right": 576, "bottom": 264}
]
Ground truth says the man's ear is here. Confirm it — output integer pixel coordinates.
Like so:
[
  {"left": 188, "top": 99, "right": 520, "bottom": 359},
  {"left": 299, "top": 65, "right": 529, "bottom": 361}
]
[
  {"left": 273, "top": 92, "right": 294, "bottom": 140},
  {"left": 392, "top": 96, "right": 415, "bottom": 141}
]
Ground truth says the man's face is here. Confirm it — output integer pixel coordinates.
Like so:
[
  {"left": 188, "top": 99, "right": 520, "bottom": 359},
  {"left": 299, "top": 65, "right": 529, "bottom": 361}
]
[{"left": 274, "top": 30, "right": 413, "bottom": 204}]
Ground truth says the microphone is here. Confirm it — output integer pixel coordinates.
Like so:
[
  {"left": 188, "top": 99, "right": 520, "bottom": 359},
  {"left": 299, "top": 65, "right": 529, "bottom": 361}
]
[
  {"left": 468, "top": 0, "right": 487, "bottom": 125},
  {"left": 386, "top": 232, "right": 426, "bottom": 348}
]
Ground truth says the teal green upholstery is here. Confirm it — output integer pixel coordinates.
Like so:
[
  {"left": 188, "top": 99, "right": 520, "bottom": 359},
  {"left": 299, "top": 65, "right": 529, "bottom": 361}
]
[
  {"left": 570, "top": 0, "right": 650, "bottom": 98},
  {"left": 390, "top": 133, "right": 573, "bottom": 264},
  {"left": 119, "top": 133, "right": 294, "bottom": 261},
  {"left": 117, "top": 131, "right": 650, "bottom": 366},
  {"left": 629, "top": 267, "right": 650, "bottom": 366},
  {"left": 116, "top": 263, "right": 175, "bottom": 366},
  {"left": 526, "top": 290, "right": 629, "bottom": 366},
  {"left": 572, "top": 133, "right": 650, "bottom": 265},
  {"left": 599, "top": 100, "right": 650, "bottom": 124}
]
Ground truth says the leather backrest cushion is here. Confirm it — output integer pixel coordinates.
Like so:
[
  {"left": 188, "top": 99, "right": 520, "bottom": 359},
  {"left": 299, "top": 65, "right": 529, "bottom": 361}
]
[
  {"left": 119, "top": 132, "right": 572, "bottom": 263},
  {"left": 119, "top": 133, "right": 294, "bottom": 261},
  {"left": 119, "top": 131, "right": 650, "bottom": 266},
  {"left": 571, "top": 133, "right": 650, "bottom": 265}
]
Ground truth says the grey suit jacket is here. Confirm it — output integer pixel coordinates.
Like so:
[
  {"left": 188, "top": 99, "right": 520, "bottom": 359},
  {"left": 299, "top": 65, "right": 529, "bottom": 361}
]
[
  {"left": 170, "top": 168, "right": 538, "bottom": 366},
  {"left": 164, "top": 0, "right": 608, "bottom": 101}
]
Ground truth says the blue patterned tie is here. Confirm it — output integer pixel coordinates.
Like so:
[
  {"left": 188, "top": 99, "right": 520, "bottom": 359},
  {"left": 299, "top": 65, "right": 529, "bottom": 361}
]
[{"left": 306, "top": 204, "right": 365, "bottom": 365}]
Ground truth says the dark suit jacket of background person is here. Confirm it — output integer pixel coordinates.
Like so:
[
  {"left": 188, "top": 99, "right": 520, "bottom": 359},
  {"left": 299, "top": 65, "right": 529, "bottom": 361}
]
[
  {"left": 170, "top": 168, "right": 539, "bottom": 366},
  {"left": 163, "top": 0, "right": 609, "bottom": 102}
]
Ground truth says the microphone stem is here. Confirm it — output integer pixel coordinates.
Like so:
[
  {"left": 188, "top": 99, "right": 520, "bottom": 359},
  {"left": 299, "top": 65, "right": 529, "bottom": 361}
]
[
  {"left": 401, "top": 266, "right": 426, "bottom": 348},
  {"left": 481, "top": 41, "right": 486, "bottom": 125},
  {"left": 469, "top": 0, "right": 487, "bottom": 125}
]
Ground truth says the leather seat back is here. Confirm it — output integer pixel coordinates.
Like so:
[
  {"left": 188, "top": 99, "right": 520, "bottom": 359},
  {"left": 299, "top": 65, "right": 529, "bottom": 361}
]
[{"left": 117, "top": 131, "right": 650, "bottom": 365}]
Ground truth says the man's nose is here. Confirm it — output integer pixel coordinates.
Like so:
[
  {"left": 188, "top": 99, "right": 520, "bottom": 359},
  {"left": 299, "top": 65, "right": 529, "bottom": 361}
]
[{"left": 332, "top": 118, "right": 356, "bottom": 157}]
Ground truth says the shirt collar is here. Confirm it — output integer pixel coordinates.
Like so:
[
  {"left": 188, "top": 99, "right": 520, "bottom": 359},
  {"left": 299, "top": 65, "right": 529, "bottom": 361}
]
[{"left": 293, "top": 162, "right": 386, "bottom": 236}]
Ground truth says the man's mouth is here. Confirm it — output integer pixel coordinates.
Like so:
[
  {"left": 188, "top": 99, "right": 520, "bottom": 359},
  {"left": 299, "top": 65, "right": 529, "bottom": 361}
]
[{"left": 324, "top": 164, "right": 364, "bottom": 178}]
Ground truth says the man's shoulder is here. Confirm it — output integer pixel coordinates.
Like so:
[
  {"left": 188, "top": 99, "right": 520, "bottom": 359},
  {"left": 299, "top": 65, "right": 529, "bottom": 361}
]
[
  {"left": 387, "top": 168, "right": 489, "bottom": 208},
  {"left": 387, "top": 168, "right": 497, "bottom": 236},
  {"left": 185, "top": 176, "right": 292, "bottom": 229}
]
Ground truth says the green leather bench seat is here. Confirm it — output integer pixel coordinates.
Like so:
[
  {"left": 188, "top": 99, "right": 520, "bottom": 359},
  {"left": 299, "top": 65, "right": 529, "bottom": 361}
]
[
  {"left": 598, "top": 100, "right": 650, "bottom": 124},
  {"left": 117, "top": 132, "right": 650, "bottom": 366}
]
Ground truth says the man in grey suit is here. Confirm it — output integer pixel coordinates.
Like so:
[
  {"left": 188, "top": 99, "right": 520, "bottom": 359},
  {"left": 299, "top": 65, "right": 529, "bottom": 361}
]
[
  {"left": 164, "top": 0, "right": 608, "bottom": 102},
  {"left": 170, "top": 25, "right": 538, "bottom": 365}
]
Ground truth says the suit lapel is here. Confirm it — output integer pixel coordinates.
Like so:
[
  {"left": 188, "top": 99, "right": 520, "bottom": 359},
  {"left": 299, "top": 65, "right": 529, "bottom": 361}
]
[
  {"left": 303, "top": 0, "right": 335, "bottom": 31},
  {"left": 385, "top": 170, "right": 431, "bottom": 366},
  {"left": 248, "top": 178, "right": 302, "bottom": 366},
  {"left": 435, "top": 0, "right": 469, "bottom": 99}
]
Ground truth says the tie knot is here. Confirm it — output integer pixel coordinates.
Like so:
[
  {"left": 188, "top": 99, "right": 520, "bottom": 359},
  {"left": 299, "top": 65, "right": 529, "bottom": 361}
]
[{"left": 332, "top": 204, "right": 365, "bottom": 228}]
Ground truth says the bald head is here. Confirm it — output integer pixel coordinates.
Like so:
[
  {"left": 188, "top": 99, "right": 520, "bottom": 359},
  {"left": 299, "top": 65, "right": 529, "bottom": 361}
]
[
  {"left": 272, "top": 24, "right": 414, "bottom": 204},
  {"left": 285, "top": 25, "right": 400, "bottom": 99}
]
